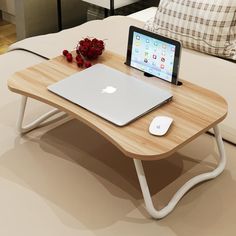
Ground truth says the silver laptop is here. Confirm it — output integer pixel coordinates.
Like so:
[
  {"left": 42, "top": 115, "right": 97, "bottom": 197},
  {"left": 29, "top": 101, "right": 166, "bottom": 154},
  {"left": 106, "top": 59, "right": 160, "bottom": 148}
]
[{"left": 47, "top": 64, "right": 172, "bottom": 126}]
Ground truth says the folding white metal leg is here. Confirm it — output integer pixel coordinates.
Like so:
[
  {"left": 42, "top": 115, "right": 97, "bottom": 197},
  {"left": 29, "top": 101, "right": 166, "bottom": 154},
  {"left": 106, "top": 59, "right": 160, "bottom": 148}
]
[
  {"left": 18, "top": 95, "right": 63, "bottom": 134},
  {"left": 133, "top": 125, "right": 226, "bottom": 219}
]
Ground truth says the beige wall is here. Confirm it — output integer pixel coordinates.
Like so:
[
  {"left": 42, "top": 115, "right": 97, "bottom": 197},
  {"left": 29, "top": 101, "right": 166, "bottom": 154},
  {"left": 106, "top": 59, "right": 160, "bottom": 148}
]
[
  {"left": 0, "top": 0, "right": 15, "bottom": 14},
  {"left": 0, "top": 0, "right": 15, "bottom": 23},
  {"left": 15, "top": 0, "right": 87, "bottom": 40}
]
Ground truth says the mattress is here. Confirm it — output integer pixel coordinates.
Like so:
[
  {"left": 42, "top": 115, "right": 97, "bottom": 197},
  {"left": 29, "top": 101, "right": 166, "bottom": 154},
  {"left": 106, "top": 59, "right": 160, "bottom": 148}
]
[{"left": 1, "top": 12, "right": 236, "bottom": 144}]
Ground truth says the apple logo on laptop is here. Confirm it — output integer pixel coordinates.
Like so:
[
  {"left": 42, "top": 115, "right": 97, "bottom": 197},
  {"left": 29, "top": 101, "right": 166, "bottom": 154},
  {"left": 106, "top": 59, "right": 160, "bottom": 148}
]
[{"left": 102, "top": 86, "right": 117, "bottom": 94}]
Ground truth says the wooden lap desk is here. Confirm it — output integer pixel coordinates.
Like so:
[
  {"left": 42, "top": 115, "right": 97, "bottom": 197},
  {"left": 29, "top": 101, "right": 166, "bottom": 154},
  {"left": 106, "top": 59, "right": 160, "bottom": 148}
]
[{"left": 8, "top": 51, "right": 227, "bottom": 219}]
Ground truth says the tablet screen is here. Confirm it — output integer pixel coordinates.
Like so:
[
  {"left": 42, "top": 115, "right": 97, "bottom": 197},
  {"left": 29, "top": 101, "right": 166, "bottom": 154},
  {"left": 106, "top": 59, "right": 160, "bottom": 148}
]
[{"left": 126, "top": 26, "right": 181, "bottom": 85}]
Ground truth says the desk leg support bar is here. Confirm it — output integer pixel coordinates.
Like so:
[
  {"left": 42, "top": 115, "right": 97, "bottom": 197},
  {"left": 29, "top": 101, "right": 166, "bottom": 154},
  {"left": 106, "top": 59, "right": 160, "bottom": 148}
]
[
  {"left": 18, "top": 96, "right": 63, "bottom": 134},
  {"left": 133, "top": 125, "right": 226, "bottom": 219}
]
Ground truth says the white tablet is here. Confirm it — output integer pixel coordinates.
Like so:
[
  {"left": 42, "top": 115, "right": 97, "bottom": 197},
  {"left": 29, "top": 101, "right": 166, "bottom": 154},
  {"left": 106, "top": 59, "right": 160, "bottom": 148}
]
[{"left": 125, "top": 26, "right": 182, "bottom": 85}]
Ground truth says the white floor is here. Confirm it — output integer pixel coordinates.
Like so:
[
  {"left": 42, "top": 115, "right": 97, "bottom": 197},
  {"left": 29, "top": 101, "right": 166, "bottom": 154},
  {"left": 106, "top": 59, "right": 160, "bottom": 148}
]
[{"left": 0, "top": 112, "right": 236, "bottom": 235}]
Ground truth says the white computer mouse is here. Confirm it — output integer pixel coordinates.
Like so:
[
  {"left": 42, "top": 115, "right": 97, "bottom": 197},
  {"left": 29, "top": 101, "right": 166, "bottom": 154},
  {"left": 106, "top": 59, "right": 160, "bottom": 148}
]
[{"left": 149, "top": 116, "right": 173, "bottom": 136}]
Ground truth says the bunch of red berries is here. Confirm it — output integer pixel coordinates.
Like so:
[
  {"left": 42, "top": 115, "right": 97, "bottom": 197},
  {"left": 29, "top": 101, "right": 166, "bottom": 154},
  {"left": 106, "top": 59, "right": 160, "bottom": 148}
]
[
  {"left": 62, "top": 37, "right": 105, "bottom": 69},
  {"left": 78, "top": 38, "right": 105, "bottom": 59}
]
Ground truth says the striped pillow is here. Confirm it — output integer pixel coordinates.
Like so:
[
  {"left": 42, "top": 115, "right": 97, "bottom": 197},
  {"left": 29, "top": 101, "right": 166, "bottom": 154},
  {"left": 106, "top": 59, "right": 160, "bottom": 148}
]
[{"left": 145, "top": 0, "right": 236, "bottom": 60}]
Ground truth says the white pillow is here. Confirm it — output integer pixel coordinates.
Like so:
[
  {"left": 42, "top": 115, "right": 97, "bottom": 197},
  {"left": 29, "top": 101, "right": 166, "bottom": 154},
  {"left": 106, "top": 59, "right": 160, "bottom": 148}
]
[{"left": 145, "top": 0, "right": 236, "bottom": 60}]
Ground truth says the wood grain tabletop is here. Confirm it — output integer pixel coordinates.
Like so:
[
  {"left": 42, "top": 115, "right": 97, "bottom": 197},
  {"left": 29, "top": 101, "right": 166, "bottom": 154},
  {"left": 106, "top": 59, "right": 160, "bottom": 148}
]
[{"left": 8, "top": 51, "right": 227, "bottom": 160}]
